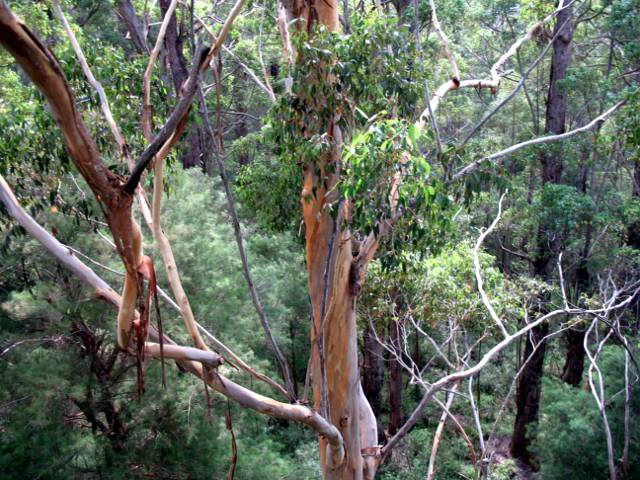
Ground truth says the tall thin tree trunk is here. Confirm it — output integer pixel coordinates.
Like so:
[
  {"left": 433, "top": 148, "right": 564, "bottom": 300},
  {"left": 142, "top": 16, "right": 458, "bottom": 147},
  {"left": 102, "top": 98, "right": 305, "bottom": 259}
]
[
  {"left": 511, "top": 2, "right": 573, "bottom": 466},
  {"left": 388, "top": 318, "right": 403, "bottom": 435}
]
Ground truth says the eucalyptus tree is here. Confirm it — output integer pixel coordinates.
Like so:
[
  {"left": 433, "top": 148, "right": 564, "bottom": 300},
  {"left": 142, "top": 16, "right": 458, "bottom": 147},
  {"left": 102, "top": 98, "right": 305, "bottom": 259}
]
[{"left": 0, "top": 1, "right": 635, "bottom": 479}]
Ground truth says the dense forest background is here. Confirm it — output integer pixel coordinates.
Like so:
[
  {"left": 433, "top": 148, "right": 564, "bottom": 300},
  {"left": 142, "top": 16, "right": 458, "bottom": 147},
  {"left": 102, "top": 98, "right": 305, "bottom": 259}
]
[{"left": 0, "top": 0, "right": 639, "bottom": 478}]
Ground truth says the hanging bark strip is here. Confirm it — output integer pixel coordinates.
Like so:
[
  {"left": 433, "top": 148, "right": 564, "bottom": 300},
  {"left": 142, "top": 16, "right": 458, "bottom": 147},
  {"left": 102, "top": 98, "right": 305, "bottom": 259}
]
[
  {"left": 138, "top": 255, "right": 166, "bottom": 389},
  {"left": 225, "top": 401, "right": 238, "bottom": 480}
]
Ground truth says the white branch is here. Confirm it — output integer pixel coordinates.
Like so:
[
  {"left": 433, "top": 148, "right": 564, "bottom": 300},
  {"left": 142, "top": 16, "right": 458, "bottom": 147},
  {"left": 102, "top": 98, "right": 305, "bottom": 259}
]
[
  {"left": 416, "top": 0, "right": 574, "bottom": 132},
  {"left": 428, "top": 0, "right": 459, "bottom": 81},
  {"left": 451, "top": 100, "right": 626, "bottom": 181},
  {"left": 474, "top": 193, "right": 509, "bottom": 338},
  {"left": 382, "top": 281, "right": 640, "bottom": 456}
]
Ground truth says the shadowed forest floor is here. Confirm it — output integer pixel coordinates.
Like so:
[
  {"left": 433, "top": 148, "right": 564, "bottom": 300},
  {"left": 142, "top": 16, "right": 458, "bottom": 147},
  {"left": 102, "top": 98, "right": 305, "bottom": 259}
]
[{"left": 486, "top": 436, "right": 535, "bottom": 480}]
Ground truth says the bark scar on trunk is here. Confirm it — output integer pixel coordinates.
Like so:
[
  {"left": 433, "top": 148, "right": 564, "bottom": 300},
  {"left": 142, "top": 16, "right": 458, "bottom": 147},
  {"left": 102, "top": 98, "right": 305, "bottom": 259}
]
[{"left": 348, "top": 259, "right": 362, "bottom": 297}]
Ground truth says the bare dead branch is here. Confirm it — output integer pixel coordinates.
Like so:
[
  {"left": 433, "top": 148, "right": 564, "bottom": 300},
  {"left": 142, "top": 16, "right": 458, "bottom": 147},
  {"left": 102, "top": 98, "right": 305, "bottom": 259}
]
[
  {"left": 381, "top": 281, "right": 640, "bottom": 457},
  {"left": 461, "top": 14, "right": 572, "bottom": 146},
  {"left": 428, "top": 0, "right": 460, "bottom": 82},
  {"left": 451, "top": 100, "right": 626, "bottom": 182},
  {"left": 474, "top": 193, "right": 510, "bottom": 338},
  {"left": 416, "top": 0, "right": 574, "bottom": 132},
  {"left": 584, "top": 317, "right": 617, "bottom": 480}
]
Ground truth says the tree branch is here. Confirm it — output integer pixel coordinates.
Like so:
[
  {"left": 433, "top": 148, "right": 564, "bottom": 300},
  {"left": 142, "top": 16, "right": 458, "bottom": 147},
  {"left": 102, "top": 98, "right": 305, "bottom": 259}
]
[
  {"left": 381, "top": 280, "right": 640, "bottom": 456},
  {"left": 451, "top": 100, "right": 626, "bottom": 182}
]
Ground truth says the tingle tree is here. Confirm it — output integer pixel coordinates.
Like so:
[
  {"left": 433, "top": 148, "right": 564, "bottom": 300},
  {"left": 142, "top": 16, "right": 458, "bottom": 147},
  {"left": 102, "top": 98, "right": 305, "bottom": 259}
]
[{"left": 0, "top": 1, "right": 635, "bottom": 479}]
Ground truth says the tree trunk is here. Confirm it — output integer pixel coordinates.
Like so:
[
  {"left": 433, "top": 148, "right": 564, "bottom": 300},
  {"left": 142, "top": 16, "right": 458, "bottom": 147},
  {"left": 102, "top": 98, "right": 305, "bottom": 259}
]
[
  {"left": 117, "top": 0, "right": 147, "bottom": 54},
  {"left": 512, "top": 3, "right": 573, "bottom": 466},
  {"left": 541, "top": 1, "right": 574, "bottom": 182},
  {"left": 388, "top": 318, "right": 403, "bottom": 435},
  {"left": 510, "top": 320, "right": 549, "bottom": 466},
  {"left": 159, "top": 0, "right": 205, "bottom": 170},
  {"left": 303, "top": 173, "right": 367, "bottom": 479},
  {"left": 560, "top": 327, "right": 585, "bottom": 386},
  {"left": 286, "top": 0, "right": 377, "bottom": 477}
]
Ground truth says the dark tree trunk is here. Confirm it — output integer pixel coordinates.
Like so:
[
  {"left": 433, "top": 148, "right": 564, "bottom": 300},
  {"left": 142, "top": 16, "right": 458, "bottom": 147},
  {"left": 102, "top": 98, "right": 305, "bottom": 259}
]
[
  {"left": 232, "top": 78, "right": 250, "bottom": 166},
  {"left": 362, "top": 323, "right": 384, "bottom": 417},
  {"left": 510, "top": 321, "right": 549, "bottom": 466},
  {"left": 559, "top": 165, "right": 591, "bottom": 388},
  {"left": 545, "top": 3, "right": 574, "bottom": 133},
  {"left": 388, "top": 319, "right": 403, "bottom": 435},
  {"left": 159, "top": 0, "right": 205, "bottom": 170},
  {"left": 391, "top": 0, "right": 411, "bottom": 18},
  {"left": 117, "top": 0, "right": 147, "bottom": 54},
  {"left": 560, "top": 327, "right": 586, "bottom": 386},
  {"left": 541, "top": 2, "right": 574, "bottom": 181},
  {"left": 512, "top": 4, "right": 574, "bottom": 466}
]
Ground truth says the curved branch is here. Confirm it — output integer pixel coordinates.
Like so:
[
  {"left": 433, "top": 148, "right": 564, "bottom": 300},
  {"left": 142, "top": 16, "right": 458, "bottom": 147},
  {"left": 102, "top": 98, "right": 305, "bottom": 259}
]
[
  {"left": 428, "top": 0, "right": 459, "bottom": 81},
  {"left": 416, "top": 0, "right": 573, "bottom": 131},
  {"left": 474, "top": 193, "right": 509, "bottom": 338}
]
